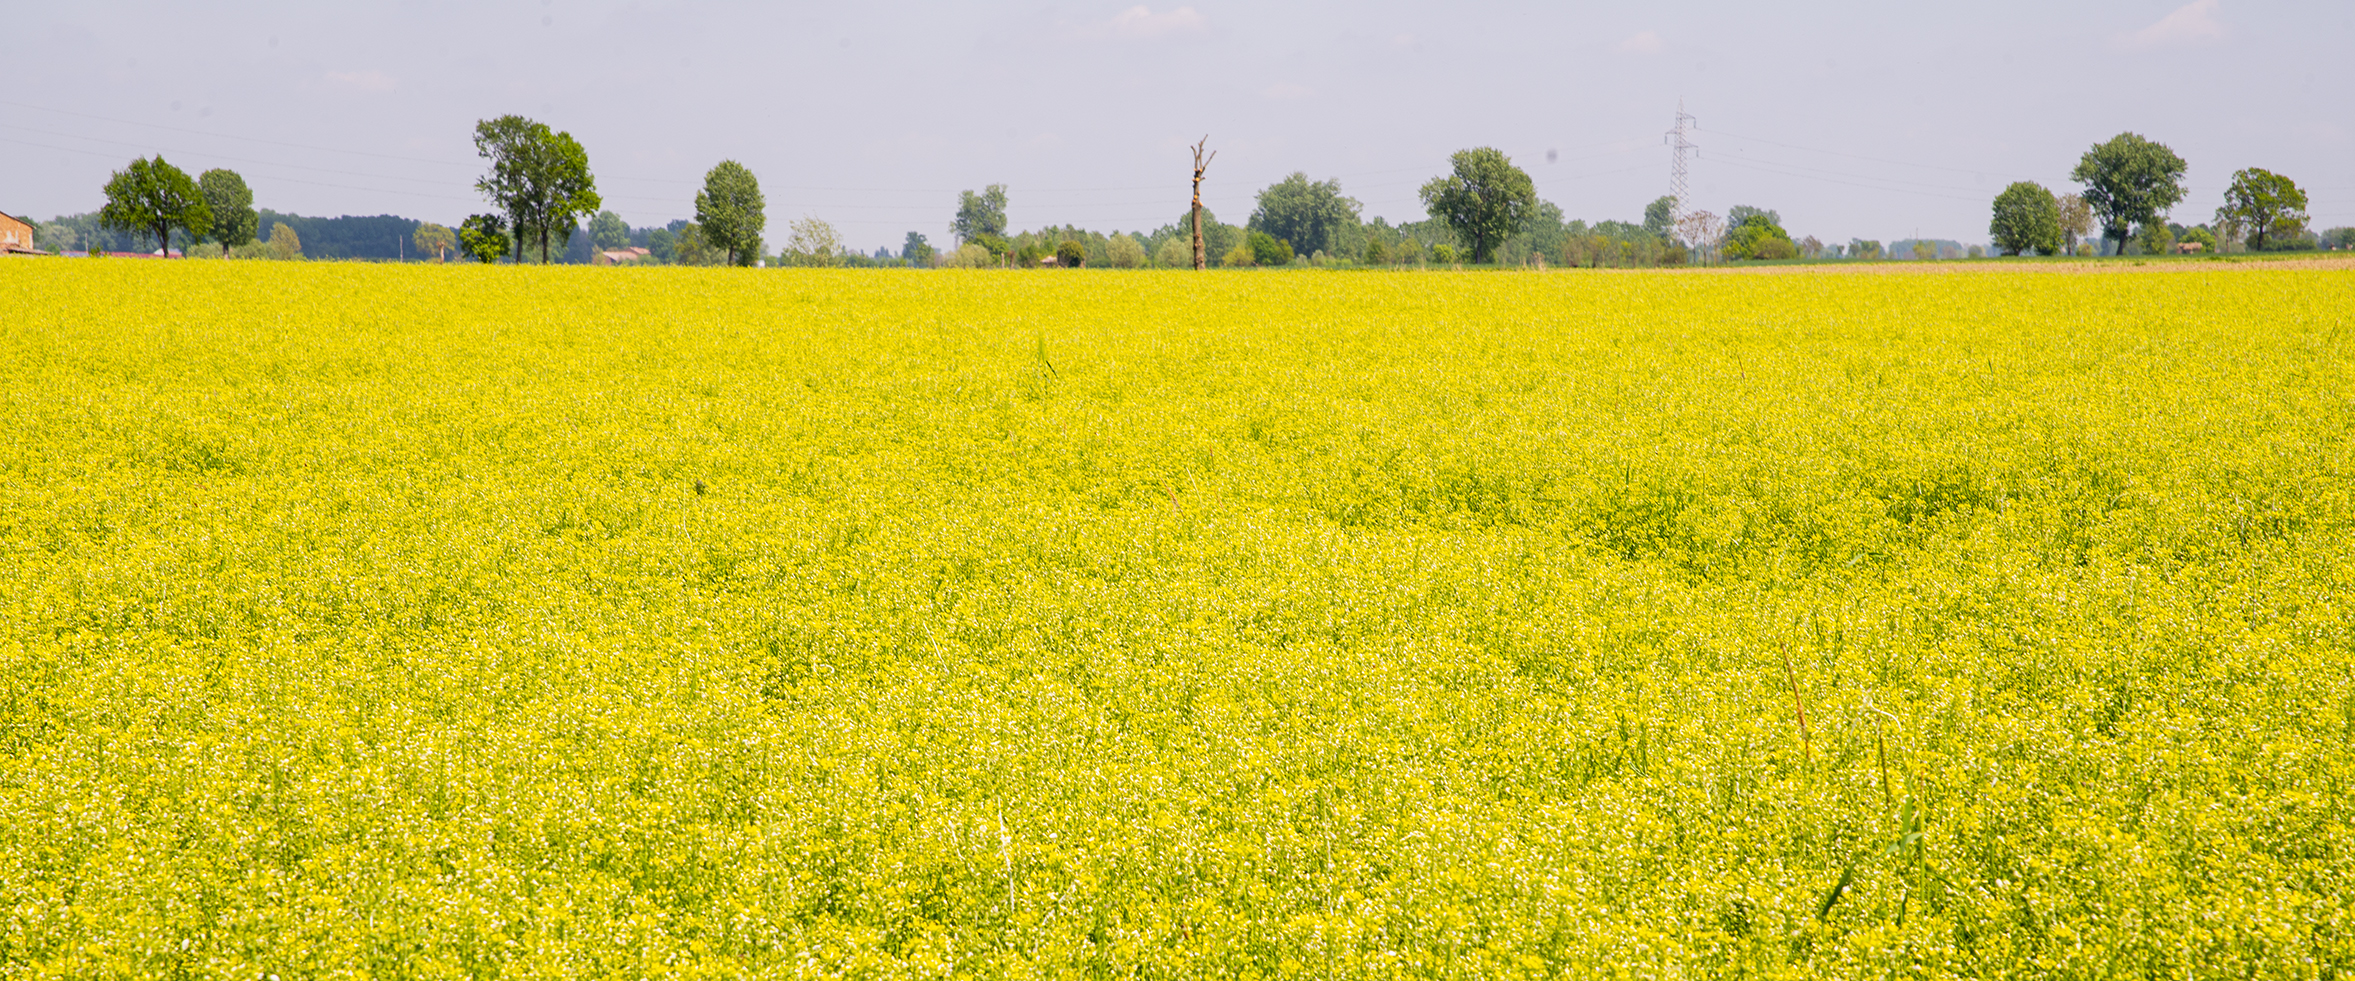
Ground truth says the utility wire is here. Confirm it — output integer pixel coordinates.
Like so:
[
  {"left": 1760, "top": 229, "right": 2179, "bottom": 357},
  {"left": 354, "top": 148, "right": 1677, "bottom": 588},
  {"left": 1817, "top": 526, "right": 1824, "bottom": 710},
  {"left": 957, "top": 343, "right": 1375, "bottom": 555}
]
[
  {"left": 1705, "top": 152, "right": 2000, "bottom": 195},
  {"left": 0, "top": 98, "right": 480, "bottom": 169},
  {"left": 6, "top": 97, "right": 1675, "bottom": 200},
  {"left": 1702, "top": 127, "right": 2036, "bottom": 183},
  {"left": 7, "top": 98, "right": 1637, "bottom": 197},
  {"left": 1, "top": 122, "right": 478, "bottom": 187},
  {"left": 1706, "top": 156, "right": 1986, "bottom": 203}
]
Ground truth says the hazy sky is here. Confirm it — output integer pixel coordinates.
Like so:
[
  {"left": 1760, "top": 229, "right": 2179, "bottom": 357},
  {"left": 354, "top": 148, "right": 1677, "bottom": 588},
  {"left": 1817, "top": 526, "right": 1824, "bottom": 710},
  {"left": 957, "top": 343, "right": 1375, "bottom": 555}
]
[{"left": 9, "top": 1, "right": 2350, "bottom": 250}]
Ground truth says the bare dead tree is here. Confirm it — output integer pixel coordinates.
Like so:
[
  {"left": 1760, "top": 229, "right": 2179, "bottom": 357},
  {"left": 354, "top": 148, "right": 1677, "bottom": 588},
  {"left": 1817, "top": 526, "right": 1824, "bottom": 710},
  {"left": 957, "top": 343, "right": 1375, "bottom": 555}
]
[
  {"left": 1190, "top": 136, "right": 1216, "bottom": 271},
  {"left": 1676, "top": 210, "right": 1723, "bottom": 265}
]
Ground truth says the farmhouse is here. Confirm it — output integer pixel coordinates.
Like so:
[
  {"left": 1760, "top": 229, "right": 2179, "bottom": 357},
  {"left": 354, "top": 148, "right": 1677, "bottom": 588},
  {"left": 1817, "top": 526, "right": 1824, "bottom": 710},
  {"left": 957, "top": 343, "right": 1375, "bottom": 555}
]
[
  {"left": 595, "top": 246, "right": 652, "bottom": 266},
  {"left": 0, "top": 211, "right": 41, "bottom": 255}
]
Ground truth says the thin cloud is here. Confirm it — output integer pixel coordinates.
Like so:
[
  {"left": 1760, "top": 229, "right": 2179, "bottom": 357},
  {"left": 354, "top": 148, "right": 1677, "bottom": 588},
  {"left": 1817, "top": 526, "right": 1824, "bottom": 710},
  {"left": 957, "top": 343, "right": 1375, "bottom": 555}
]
[
  {"left": 1106, "top": 6, "right": 1208, "bottom": 40},
  {"left": 322, "top": 70, "right": 397, "bottom": 93},
  {"left": 2125, "top": 0, "right": 2223, "bottom": 48},
  {"left": 1619, "top": 31, "right": 1664, "bottom": 54}
]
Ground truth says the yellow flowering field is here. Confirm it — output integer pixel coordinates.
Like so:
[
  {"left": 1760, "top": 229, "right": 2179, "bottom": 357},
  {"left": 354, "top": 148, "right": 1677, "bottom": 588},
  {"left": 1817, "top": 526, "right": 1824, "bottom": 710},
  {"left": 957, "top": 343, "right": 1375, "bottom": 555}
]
[{"left": 2, "top": 261, "right": 2350, "bottom": 979}]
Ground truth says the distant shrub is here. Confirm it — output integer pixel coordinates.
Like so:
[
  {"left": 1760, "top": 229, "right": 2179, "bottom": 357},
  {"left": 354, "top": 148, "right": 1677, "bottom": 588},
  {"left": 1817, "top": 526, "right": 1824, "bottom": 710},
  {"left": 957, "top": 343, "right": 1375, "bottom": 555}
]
[
  {"left": 1247, "top": 231, "right": 1293, "bottom": 267},
  {"left": 234, "top": 222, "right": 306, "bottom": 261},
  {"left": 936, "top": 243, "right": 996, "bottom": 268},
  {"left": 1104, "top": 234, "right": 1146, "bottom": 268}
]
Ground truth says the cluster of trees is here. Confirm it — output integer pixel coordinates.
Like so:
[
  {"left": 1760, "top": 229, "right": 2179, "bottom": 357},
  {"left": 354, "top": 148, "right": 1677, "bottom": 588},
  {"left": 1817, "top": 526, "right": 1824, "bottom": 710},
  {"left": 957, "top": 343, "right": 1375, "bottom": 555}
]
[
  {"left": 63, "top": 121, "right": 2344, "bottom": 269},
  {"left": 1989, "top": 132, "right": 2323, "bottom": 257},
  {"left": 417, "top": 114, "right": 768, "bottom": 267},
  {"left": 48, "top": 205, "right": 432, "bottom": 260},
  {"left": 456, "top": 114, "right": 844, "bottom": 268},
  {"left": 61, "top": 147, "right": 1830, "bottom": 271},
  {"left": 917, "top": 149, "right": 1810, "bottom": 272},
  {"left": 53, "top": 155, "right": 259, "bottom": 257}
]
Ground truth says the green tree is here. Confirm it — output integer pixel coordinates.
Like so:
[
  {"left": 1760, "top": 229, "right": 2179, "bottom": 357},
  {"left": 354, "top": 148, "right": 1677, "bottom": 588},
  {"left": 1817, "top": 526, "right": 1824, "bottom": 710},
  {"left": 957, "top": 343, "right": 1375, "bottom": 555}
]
[
  {"left": 2137, "top": 222, "right": 2175, "bottom": 256},
  {"left": 33, "top": 222, "right": 77, "bottom": 254},
  {"left": 589, "top": 210, "right": 630, "bottom": 252},
  {"left": 2054, "top": 193, "right": 2092, "bottom": 254},
  {"left": 952, "top": 184, "right": 1008, "bottom": 244},
  {"left": 1054, "top": 240, "right": 1087, "bottom": 268},
  {"left": 1247, "top": 173, "right": 1360, "bottom": 259},
  {"left": 1103, "top": 234, "right": 1145, "bottom": 268},
  {"left": 458, "top": 214, "right": 509, "bottom": 263},
  {"left": 196, "top": 168, "right": 256, "bottom": 259},
  {"left": 472, "top": 115, "right": 601, "bottom": 264},
  {"left": 1246, "top": 230, "right": 1293, "bottom": 266},
  {"left": 2070, "top": 132, "right": 2187, "bottom": 257},
  {"left": 969, "top": 233, "right": 1010, "bottom": 261},
  {"left": 1988, "top": 181, "right": 2063, "bottom": 256},
  {"left": 670, "top": 223, "right": 725, "bottom": 266},
  {"left": 2180, "top": 226, "right": 2219, "bottom": 253},
  {"left": 414, "top": 222, "right": 456, "bottom": 262},
  {"left": 939, "top": 242, "right": 995, "bottom": 268},
  {"left": 1726, "top": 205, "right": 1780, "bottom": 230},
  {"left": 263, "top": 222, "right": 303, "bottom": 261},
  {"left": 1418, "top": 148, "right": 1537, "bottom": 263},
  {"left": 1154, "top": 236, "right": 1192, "bottom": 268},
  {"left": 1722, "top": 215, "right": 1796, "bottom": 260},
  {"left": 902, "top": 232, "right": 935, "bottom": 265},
  {"left": 778, "top": 216, "right": 842, "bottom": 267},
  {"left": 696, "top": 161, "right": 766, "bottom": 266},
  {"left": 1167, "top": 207, "right": 1240, "bottom": 264},
  {"left": 98, "top": 156, "right": 211, "bottom": 256},
  {"left": 1643, "top": 195, "right": 1677, "bottom": 238},
  {"left": 2214, "top": 168, "right": 2309, "bottom": 252}
]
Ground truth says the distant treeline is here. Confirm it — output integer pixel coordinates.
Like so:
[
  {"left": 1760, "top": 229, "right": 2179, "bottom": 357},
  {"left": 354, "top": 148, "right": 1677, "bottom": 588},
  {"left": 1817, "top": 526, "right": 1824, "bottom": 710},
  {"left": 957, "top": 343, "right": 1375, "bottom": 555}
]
[
  {"left": 33, "top": 210, "right": 424, "bottom": 260},
  {"left": 254, "top": 212, "right": 420, "bottom": 260}
]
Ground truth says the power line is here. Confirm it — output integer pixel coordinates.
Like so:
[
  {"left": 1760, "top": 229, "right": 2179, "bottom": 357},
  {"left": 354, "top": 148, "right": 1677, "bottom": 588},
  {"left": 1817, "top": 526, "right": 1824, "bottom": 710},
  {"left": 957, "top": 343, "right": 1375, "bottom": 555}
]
[
  {"left": 0, "top": 135, "right": 485, "bottom": 202},
  {"left": 1707, "top": 156, "right": 1986, "bottom": 202},
  {"left": 1702, "top": 127, "right": 2035, "bottom": 183},
  {"left": 2, "top": 97, "right": 1549, "bottom": 197},
  {"left": 0, "top": 122, "right": 479, "bottom": 187},
  {"left": 0, "top": 98, "right": 480, "bottom": 169},
  {"left": 1710, "top": 153, "right": 1998, "bottom": 195}
]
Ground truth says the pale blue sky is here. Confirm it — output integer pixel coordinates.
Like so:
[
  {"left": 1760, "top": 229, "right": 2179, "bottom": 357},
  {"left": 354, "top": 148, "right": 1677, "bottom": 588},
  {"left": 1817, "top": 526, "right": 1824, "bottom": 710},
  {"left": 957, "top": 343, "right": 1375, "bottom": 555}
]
[{"left": 8, "top": 1, "right": 2350, "bottom": 250}]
